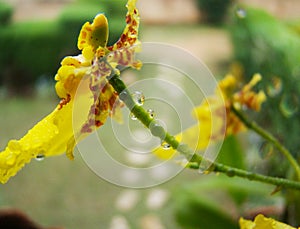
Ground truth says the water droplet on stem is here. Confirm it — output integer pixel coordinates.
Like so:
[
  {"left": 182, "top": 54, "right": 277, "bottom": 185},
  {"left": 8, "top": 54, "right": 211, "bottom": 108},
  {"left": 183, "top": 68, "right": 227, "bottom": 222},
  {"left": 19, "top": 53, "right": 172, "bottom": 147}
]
[
  {"left": 130, "top": 113, "right": 137, "bottom": 120},
  {"left": 147, "top": 109, "right": 155, "bottom": 119},
  {"left": 161, "top": 142, "right": 171, "bottom": 150},
  {"left": 149, "top": 122, "right": 166, "bottom": 140},
  {"left": 119, "top": 91, "right": 129, "bottom": 102},
  {"left": 132, "top": 91, "right": 145, "bottom": 106}
]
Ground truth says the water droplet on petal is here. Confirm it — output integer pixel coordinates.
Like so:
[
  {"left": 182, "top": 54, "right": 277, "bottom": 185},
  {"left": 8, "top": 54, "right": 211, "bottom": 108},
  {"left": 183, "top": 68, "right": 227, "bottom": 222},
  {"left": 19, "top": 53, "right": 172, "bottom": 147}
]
[
  {"left": 132, "top": 91, "right": 145, "bottom": 106},
  {"left": 236, "top": 8, "right": 247, "bottom": 18},
  {"left": 147, "top": 108, "right": 155, "bottom": 119},
  {"left": 6, "top": 154, "right": 16, "bottom": 166},
  {"left": 35, "top": 154, "right": 45, "bottom": 161},
  {"left": 279, "top": 94, "right": 299, "bottom": 118},
  {"left": 267, "top": 77, "right": 282, "bottom": 97}
]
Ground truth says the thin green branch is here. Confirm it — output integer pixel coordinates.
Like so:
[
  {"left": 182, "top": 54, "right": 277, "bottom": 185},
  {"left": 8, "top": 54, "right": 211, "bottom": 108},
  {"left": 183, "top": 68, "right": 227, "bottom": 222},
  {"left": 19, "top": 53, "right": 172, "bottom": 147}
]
[
  {"left": 231, "top": 105, "right": 300, "bottom": 181},
  {"left": 109, "top": 75, "right": 300, "bottom": 190}
]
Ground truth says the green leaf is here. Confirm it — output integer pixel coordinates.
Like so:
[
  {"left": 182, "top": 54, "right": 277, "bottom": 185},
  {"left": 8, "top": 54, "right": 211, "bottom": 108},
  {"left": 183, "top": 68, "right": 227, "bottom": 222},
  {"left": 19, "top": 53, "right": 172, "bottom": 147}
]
[
  {"left": 173, "top": 175, "right": 279, "bottom": 229},
  {"left": 174, "top": 184, "right": 239, "bottom": 229},
  {"left": 217, "top": 135, "right": 246, "bottom": 170}
]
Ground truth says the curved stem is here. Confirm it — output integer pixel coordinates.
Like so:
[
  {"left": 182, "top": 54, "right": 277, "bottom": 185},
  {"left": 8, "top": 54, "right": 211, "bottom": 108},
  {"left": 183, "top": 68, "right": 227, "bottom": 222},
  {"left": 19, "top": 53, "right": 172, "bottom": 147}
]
[
  {"left": 109, "top": 75, "right": 300, "bottom": 190},
  {"left": 231, "top": 105, "right": 300, "bottom": 181}
]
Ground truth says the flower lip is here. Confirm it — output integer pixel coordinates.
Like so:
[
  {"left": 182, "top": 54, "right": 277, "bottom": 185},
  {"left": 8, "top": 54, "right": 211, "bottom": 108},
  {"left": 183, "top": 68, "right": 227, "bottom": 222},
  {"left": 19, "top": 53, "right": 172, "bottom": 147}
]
[{"left": 77, "top": 13, "right": 109, "bottom": 51}]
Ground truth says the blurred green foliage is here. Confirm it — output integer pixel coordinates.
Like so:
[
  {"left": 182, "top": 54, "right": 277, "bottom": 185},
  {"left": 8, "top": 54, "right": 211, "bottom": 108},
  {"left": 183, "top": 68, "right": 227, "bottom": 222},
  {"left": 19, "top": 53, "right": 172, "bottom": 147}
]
[
  {"left": 0, "top": 1, "right": 126, "bottom": 95},
  {"left": 173, "top": 175, "right": 279, "bottom": 229},
  {"left": 0, "top": 1, "right": 12, "bottom": 25},
  {"left": 230, "top": 8, "right": 300, "bottom": 159},
  {"left": 76, "top": 0, "right": 127, "bottom": 15},
  {"left": 0, "top": 20, "right": 63, "bottom": 95},
  {"left": 216, "top": 135, "right": 245, "bottom": 170},
  {"left": 196, "top": 0, "right": 234, "bottom": 25},
  {"left": 287, "top": 19, "right": 300, "bottom": 36}
]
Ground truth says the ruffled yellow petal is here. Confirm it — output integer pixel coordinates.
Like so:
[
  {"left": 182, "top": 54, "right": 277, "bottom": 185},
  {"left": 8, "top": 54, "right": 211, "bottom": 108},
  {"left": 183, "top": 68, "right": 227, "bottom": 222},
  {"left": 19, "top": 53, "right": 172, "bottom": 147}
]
[
  {"left": 0, "top": 84, "right": 96, "bottom": 183},
  {"left": 218, "top": 74, "right": 237, "bottom": 99},
  {"left": 55, "top": 55, "right": 90, "bottom": 99},
  {"left": 0, "top": 101, "right": 74, "bottom": 183},
  {"left": 239, "top": 214, "right": 298, "bottom": 229},
  {"left": 109, "top": 0, "right": 140, "bottom": 51}
]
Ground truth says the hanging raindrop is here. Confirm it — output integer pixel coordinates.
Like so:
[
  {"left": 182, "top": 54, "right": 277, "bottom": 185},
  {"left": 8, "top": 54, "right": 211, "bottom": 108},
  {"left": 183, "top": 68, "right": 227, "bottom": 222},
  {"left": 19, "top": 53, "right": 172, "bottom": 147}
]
[
  {"left": 198, "top": 160, "right": 212, "bottom": 174},
  {"left": 161, "top": 142, "right": 171, "bottom": 150},
  {"left": 130, "top": 112, "right": 137, "bottom": 120},
  {"left": 35, "top": 154, "right": 45, "bottom": 161},
  {"left": 267, "top": 77, "right": 282, "bottom": 98},
  {"left": 132, "top": 91, "right": 145, "bottom": 106},
  {"left": 279, "top": 94, "right": 299, "bottom": 118},
  {"left": 198, "top": 166, "right": 207, "bottom": 174},
  {"left": 259, "top": 141, "right": 274, "bottom": 159},
  {"left": 236, "top": 8, "right": 247, "bottom": 18},
  {"left": 119, "top": 90, "right": 129, "bottom": 102},
  {"left": 147, "top": 109, "right": 155, "bottom": 119}
]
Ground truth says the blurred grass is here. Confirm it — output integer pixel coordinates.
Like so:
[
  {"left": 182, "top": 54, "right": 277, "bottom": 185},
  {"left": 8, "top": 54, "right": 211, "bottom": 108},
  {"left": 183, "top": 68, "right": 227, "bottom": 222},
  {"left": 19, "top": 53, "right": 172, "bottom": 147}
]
[
  {"left": 0, "top": 97, "right": 57, "bottom": 147},
  {"left": 0, "top": 94, "right": 199, "bottom": 229}
]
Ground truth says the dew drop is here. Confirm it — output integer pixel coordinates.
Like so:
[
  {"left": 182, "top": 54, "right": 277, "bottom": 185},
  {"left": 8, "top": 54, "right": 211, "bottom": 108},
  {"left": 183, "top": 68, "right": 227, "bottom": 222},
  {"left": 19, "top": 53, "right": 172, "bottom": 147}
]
[
  {"left": 198, "top": 160, "right": 212, "bottom": 174},
  {"left": 119, "top": 91, "right": 129, "bottom": 102},
  {"left": 267, "top": 77, "right": 282, "bottom": 97},
  {"left": 226, "top": 169, "right": 235, "bottom": 177},
  {"left": 6, "top": 155, "right": 16, "bottom": 166},
  {"left": 236, "top": 8, "right": 247, "bottom": 18},
  {"left": 149, "top": 122, "right": 166, "bottom": 139},
  {"left": 132, "top": 91, "right": 145, "bottom": 106},
  {"left": 198, "top": 167, "right": 207, "bottom": 174},
  {"left": 279, "top": 94, "right": 299, "bottom": 118},
  {"left": 147, "top": 109, "right": 155, "bottom": 119},
  {"left": 177, "top": 143, "right": 190, "bottom": 155},
  {"left": 35, "top": 154, "right": 45, "bottom": 161},
  {"left": 176, "top": 158, "right": 189, "bottom": 167},
  {"left": 161, "top": 142, "right": 171, "bottom": 150},
  {"left": 130, "top": 113, "right": 137, "bottom": 120}
]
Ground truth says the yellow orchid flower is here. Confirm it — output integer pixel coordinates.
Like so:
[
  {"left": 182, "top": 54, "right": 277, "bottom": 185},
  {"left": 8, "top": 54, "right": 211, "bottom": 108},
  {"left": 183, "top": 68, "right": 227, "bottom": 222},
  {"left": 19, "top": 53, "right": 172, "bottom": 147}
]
[
  {"left": 239, "top": 214, "right": 299, "bottom": 229},
  {"left": 154, "top": 74, "right": 266, "bottom": 160},
  {"left": 0, "top": 0, "right": 141, "bottom": 184}
]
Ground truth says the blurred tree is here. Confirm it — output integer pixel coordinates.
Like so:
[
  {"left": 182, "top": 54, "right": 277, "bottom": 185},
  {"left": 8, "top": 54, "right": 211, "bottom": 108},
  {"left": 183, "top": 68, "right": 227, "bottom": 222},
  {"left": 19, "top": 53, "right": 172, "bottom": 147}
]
[
  {"left": 196, "top": 0, "right": 234, "bottom": 25},
  {"left": 230, "top": 8, "right": 300, "bottom": 172},
  {"left": 0, "top": 1, "right": 126, "bottom": 96}
]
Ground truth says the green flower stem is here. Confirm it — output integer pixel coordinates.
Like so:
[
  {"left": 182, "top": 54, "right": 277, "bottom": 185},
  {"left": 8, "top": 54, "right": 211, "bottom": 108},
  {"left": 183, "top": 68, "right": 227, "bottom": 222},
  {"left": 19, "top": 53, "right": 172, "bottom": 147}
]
[
  {"left": 231, "top": 105, "right": 300, "bottom": 181},
  {"left": 109, "top": 75, "right": 300, "bottom": 190}
]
